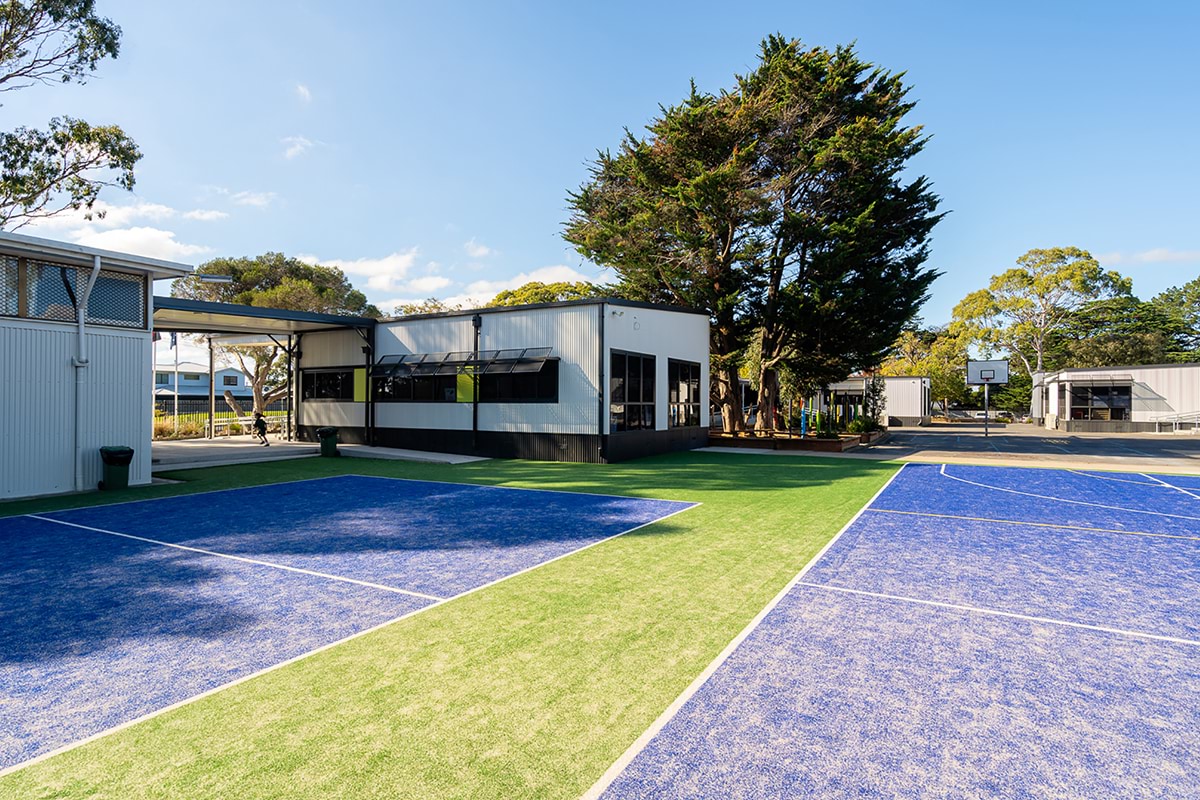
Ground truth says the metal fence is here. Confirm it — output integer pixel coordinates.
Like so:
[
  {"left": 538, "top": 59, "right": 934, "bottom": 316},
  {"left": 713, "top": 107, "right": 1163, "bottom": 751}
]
[{"left": 153, "top": 395, "right": 291, "bottom": 439}]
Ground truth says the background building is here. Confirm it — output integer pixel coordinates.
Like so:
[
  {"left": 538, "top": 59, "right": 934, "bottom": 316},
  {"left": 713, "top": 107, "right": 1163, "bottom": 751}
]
[
  {"left": 1041, "top": 363, "right": 1200, "bottom": 432},
  {"left": 820, "top": 375, "right": 932, "bottom": 427}
]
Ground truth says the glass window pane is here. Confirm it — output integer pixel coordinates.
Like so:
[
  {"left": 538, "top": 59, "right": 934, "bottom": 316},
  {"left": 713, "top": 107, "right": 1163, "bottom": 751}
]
[
  {"left": 628, "top": 356, "right": 641, "bottom": 403},
  {"left": 642, "top": 356, "right": 655, "bottom": 402}
]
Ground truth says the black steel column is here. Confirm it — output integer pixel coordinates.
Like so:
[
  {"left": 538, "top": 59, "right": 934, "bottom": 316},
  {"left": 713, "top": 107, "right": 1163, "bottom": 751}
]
[{"left": 472, "top": 313, "right": 482, "bottom": 450}]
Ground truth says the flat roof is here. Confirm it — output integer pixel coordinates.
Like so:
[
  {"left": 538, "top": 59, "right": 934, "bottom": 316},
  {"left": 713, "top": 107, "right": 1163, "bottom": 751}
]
[
  {"left": 384, "top": 297, "right": 709, "bottom": 323},
  {"left": 1048, "top": 362, "right": 1200, "bottom": 378},
  {"left": 153, "top": 296, "right": 376, "bottom": 336},
  {"left": 0, "top": 230, "right": 192, "bottom": 280}
]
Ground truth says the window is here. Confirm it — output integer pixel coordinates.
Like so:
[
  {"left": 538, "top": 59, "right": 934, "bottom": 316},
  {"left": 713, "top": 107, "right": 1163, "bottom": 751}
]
[
  {"left": 480, "top": 360, "right": 559, "bottom": 402},
  {"left": 223, "top": 375, "right": 239, "bottom": 387},
  {"left": 668, "top": 360, "right": 701, "bottom": 428},
  {"left": 371, "top": 374, "right": 457, "bottom": 402},
  {"left": 1069, "top": 385, "right": 1131, "bottom": 421},
  {"left": 155, "top": 372, "right": 169, "bottom": 384},
  {"left": 302, "top": 369, "right": 355, "bottom": 400},
  {"left": 183, "top": 373, "right": 201, "bottom": 381},
  {"left": 2, "top": 259, "right": 147, "bottom": 328},
  {"left": 610, "top": 351, "right": 655, "bottom": 432}
]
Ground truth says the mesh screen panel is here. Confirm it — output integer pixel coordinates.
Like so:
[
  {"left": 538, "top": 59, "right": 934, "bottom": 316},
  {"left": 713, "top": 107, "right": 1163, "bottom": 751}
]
[
  {"left": 0, "top": 256, "right": 16, "bottom": 316},
  {"left": 25, "top": 261, "right": 145, "bottom": 328}
]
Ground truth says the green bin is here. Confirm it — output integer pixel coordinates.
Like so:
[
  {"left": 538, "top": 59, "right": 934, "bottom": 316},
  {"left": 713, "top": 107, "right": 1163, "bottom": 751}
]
[
  {"left": 98, "top": 446, "right": 135, "bottom": 490},
  {"left": 316, "top": 427, "right": 339, "bottom": 457}
]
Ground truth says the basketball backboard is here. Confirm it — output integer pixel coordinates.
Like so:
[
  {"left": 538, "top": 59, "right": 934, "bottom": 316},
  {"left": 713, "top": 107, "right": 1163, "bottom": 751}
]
[{"left": 966, "top": 360, "right": 1009, "bottom": 386}]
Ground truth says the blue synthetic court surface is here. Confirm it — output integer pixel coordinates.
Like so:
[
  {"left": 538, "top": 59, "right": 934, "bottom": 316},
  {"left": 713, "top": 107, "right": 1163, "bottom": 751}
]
[
  {"left": 599, "top": 463, "right": 1200, "bottom": 799},
  {"left": 0, "top": 475, "right": 694, "bottom": 771}
]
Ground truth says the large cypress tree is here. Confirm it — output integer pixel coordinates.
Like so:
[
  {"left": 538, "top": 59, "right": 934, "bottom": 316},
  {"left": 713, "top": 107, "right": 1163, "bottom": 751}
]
[{"left": 565, "top": 35, "right": 943, "bottom": 431}]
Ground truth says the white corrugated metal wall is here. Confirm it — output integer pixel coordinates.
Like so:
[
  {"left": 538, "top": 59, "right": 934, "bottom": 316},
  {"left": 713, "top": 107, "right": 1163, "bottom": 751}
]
[
  {"left": 373, "top": 306, "right": 603, "bottom": 433},
  {"left": 603, "top": 305, "right": 711, "bottom": 434},
  {"left": 296, "top": 328, "right": 366, "bottom": 428},
  {"left": 1, "top": 319, "right": 150, "bottom": 499}
]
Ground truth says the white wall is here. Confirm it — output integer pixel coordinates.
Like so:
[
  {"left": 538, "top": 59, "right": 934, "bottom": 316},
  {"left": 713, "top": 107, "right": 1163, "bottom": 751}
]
[
  {"left": 883, "top": 377, "right": 930, "bottom": 420},
  {"left": 375, "top": 305, "right": 605, "bottom": 434},
  {"left": 1, "top": 318, "right": 150, "bottom": 499},
  {"left": 603, "top": 305, "right": 711, "bottom": 434},
  {"left": 1045, "top": 364, "right": 1200, "bottom": 426}
]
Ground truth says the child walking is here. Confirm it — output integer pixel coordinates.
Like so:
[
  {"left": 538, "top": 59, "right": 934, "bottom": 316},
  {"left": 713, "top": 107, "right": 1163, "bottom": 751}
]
[{"left": 253, "top": 412, "right": 270, "bottom": 446}]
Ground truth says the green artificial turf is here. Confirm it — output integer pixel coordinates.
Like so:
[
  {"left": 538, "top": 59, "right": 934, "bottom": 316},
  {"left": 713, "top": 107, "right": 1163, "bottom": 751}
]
[{"left": 0, "top": 451, "right": 897, "bottom": 800}]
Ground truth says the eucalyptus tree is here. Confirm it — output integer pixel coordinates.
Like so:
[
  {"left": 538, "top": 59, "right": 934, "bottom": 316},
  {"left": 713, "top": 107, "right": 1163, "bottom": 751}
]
[
  {"left": 173, "top": 254, "right": 381, "bottom": 413},
  {"left": 0, "top": 0, "right": 140, "bottom": 228}
]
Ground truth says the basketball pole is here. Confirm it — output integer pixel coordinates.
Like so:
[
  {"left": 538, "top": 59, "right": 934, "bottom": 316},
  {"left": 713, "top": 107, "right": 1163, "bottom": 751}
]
[{"left": 983, "top": 380, "right": 990, "bottom": 438}]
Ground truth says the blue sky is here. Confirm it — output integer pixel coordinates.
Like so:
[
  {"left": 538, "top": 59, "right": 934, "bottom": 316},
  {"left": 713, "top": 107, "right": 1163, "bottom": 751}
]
[{"left": 7, "top": 0, "right": 1199, "bottom": 339}]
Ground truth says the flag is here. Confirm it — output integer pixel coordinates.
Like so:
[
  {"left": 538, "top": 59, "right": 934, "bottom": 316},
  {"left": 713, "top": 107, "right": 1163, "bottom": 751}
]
[{"left": 170, "top": 332, "right": 177, "bottom": 349}]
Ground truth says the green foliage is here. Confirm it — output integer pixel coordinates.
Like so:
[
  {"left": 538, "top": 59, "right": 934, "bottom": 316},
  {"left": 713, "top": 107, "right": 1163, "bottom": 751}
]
[
  {"left": 489, "top": 281, "right": 606, "bottom": 307},
  {"left": 173, "top": 254, "right": 381, "bottom": 317},
  {"left": 0, "top": 1, "right": 138, "bottom": 228},
  {"left": 172, "top": 254, "right": 380, "bottom": 413},
  {"left": 393, "top": 297, "right": 463, "bottom": 316},
  {"left": 863, "top": 374, "right": 886, "bottom": 425},
  {"left": 952, "top": 247, "right": 1130, "bottom": 375},
  {"left": 1151, "top": 276, "right": 1200, "bottom": 360},
  {"left": 565, "top": 35, "right": 941, "bottom": 431},
  {"left": 1057, "top": 295, "right": 1177, "bottom": 368},
  {"left": 879, "top": 325, "right": 970, "bottom": 412}
]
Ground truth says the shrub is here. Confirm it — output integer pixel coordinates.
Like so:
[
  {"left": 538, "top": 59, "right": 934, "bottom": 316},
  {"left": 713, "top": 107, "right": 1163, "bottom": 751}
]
[{"left": 228, "top": 422, "right": 243, "bottom": 435}]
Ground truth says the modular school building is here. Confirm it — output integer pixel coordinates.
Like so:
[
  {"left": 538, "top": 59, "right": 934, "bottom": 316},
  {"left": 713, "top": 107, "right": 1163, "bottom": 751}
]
[
  {"left": 296, "top": 301, "right": 711, "bottom": 463},
  {"left": 1, "top": 232, "right": 710, "bottom": 499},
  {"left": 1039, "top": 363, "right": 1200, "bottom": 432}
]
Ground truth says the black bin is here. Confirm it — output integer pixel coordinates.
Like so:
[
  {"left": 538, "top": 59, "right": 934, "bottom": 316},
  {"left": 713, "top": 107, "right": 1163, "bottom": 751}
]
[
  {"left": 316, "top": 427, "right": 339, "bottom": 457},
  {"left": 98, "top": 446, "right": 135, "bottom": 490}
]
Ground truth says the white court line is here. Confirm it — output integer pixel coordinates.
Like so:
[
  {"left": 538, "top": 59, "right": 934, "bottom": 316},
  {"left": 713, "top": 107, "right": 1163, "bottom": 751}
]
[
  {"left": 938, "top": 464, "right": 1200, "bottom": 522},
  {"left": 26, "top": 515, "right": 445, "bottom": 602},
  {"left": 1142, "top": 473, "right": 1200, "bottom": 501},
  {"left": 580, "top": 464, "right": 908, "bottom": 800},
  {"left": 1065, "top": 469, "right": 1160, "bottom": 487},
  {"left": 866, "top": 508, "right": 1200, "bottom": 543},
  {"left": 798, "top": 582, "right": 1200, "bottom": 649},
  {"left": 3, "top": 501, "right": 700, "bottom": 779}
]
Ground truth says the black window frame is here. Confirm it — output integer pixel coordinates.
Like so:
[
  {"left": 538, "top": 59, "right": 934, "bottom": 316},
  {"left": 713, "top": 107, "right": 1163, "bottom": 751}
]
[
  {"left": 610, "top": 350, "right": 656, "bottom": 433},
  {"left": 371, "top": 373, "right": 458, "bottom": 403},
  {"left": 1069, "top": 384, "right": 1132, "bottom": 421},
  {"left": 479, "top": 359, "right": 560, "bottom": 403},
  {"left": 302, "top": 368, "right": 356, "bottom": 401},
  {"left": 667, "top": 359, "right": 702, "bottom": 428},
  {"left": 222, "top": 375, "right": 239, "bottom": 387}
]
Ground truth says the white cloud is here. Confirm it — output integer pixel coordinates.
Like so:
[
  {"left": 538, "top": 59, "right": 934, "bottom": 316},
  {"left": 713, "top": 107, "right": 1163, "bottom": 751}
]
[
  {"left": 403, "top": 275, "right": 452, "bottom": 294},
  {"left": 295, "top": 83, "right": 312, "bottom": 103},
  {"left": 230, "top": 191, "right": 276, "bottom": 208},
  {"left": 464, "top": 238, "right": 493, "bottom": 258},
  {"left": 301, "top": 249, "right": 421, "bottom": 293},
  {"left": 1101, "top": 248, "right": 1200, "bottom": 266},
  {"left": 438, "top": 264, "right": 600, "bottom": 307},
  {"left": 182, "top": 209, "right": 229, "bottom": 221},
  {"left": 281, "top": 135, "right": 315, "bottom": 160},
  {"left": 25, "top": 199, "right": 177, "bottom": 231},
  {"left": 70, "top": 226, "right": 211, "bottom": 262}
]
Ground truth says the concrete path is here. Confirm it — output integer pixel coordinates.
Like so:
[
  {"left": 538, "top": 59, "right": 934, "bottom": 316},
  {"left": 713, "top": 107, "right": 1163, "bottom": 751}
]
[
  {"left": 151, "top": 436, "right": 485, "bottom": 471},
  {"left": 700, "top": 423, "right": 1200, "bottom": 475}
]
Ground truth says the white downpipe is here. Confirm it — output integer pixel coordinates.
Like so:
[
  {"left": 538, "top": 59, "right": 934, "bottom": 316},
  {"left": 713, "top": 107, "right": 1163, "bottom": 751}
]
[{"left": 73, "top": 255, "right": 102, "bottom": 492}]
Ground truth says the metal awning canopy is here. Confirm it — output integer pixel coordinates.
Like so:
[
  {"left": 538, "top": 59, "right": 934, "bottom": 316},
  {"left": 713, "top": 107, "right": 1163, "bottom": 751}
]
[
  {"left": 371, "top": 347, "right": 554, "bottom": 377},
  {"left": 153, "top": 296, "right": 376, "bottom": 335}
]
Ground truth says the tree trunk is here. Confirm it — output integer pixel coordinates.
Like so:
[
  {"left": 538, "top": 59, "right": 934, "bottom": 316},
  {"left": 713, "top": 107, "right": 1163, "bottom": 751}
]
[
  {"left": 755, "top": 366, "right": 780, "bottom": 432},
  {"left": 714, "top": 364, "right": 745, "bottom": 434},
  {"left": 223, "top": 390, "right": 247, "bottom": 416}
]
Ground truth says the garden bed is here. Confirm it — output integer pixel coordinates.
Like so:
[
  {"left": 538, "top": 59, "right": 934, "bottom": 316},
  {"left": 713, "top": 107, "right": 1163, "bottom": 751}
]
[{"left": 707, "top": 431, "right": 862, "bottom": 452}]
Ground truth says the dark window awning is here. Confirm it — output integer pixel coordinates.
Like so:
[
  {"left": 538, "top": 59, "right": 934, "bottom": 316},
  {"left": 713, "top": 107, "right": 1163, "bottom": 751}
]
[{"left": 371, "top": 347, "right": 554, "bottom": 378}]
